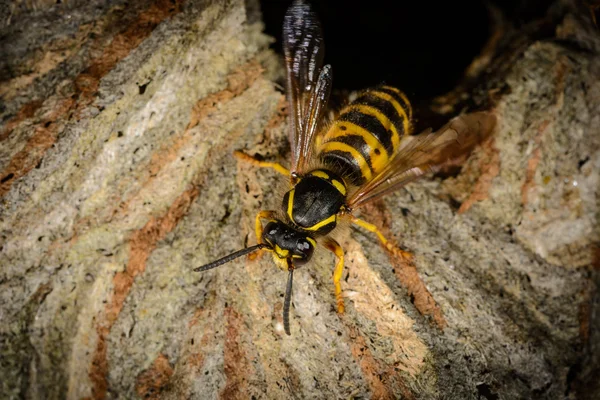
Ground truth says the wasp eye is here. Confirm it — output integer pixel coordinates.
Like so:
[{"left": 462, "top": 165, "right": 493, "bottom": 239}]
[
  {"left": 263, "top": 221, "right": 283, "bottom": 247},
  {"left": 293, "top": 238, "right": 314, "bottom": 265}
]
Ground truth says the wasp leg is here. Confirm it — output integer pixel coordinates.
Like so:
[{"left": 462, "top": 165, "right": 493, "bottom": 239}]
[
  {"left": 234, "top": 150, "right": 290, "bottom": 176},
  {"left": 349, "top": 216, "right": 412, "bottom": 260},
  {"left": 324, "top": 239, "right": 345, "bottom": 314},
  {"left": 250, "top": 210, "right": 277, "bottom": 260}
]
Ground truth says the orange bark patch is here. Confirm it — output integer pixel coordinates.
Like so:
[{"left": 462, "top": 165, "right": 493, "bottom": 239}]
[
  {"left": 457, "top": 137, "right": 500, "bottom": 214},
  {"left": 0, "top": 100, "right": 44, "bottom": 141},
  {"left": 362, "top": 202, "right": 447, "bottom": 329},
  {"left": 0, "top": 0, "right": 183, "bottom": 198},
  {"left": 187, "top": 61, "right": 265, "bottom": 130},
  {"left": 383, "top": 365, "right": 415, "bottom": 400},
  {"left": 521, "top": 120, "right": 550, "bottom": 206},
  {"left": 348, "top": 326, "right": 392, "bottom": 399},
  {"left": 393, "top": 260, "right": 447, "bottom": 330},
  {"left": 220, "top": 307, "right": 251, "bottom": 400},
  {"left": 188, "top": 306, "right": 207, "bottom": 329},
  {"left": 89, "top": 186, "right": 199, "bottom": 399},
  {"left": 76, "top": 0, "right": 184, "bottom": 107},
  {"left": 0, "top": 98, "right": 75, "bottom": 197},
  {"left": 187, "top": 352, "right": 205, "bottom": 371},
  {"left": 186, "top": 305, "right": 217, "bottom": 373},
  {"left": 579, "top": 300, "right": 591, "bottom": 343},
  {"left": 135, "top": 354, "right": 175, "bottom": 399},
  {"left": 89, "top": 330, "right": 109, "bottom": 400},
  {"left": 346, "top": 326, "right": 414, "bottom": 400}
]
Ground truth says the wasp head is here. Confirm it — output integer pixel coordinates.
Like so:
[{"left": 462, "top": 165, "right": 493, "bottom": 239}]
[
  {"left": 262, "top": 220, "right": 315, "bottom": 265},
  {"left": 194, "top": 219, "right": 315, "bottom": 336}
]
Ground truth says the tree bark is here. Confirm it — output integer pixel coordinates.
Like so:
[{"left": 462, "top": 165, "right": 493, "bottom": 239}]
[{"left": 0, "top": 0, "right": 598, "bottom": 399}]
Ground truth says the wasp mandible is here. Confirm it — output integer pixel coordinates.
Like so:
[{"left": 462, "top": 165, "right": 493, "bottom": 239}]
[{"left": 196, "top": 0, "right": 496, "bottom": 335}]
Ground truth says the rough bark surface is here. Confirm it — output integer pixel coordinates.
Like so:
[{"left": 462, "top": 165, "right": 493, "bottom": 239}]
[{"left": 0, "top": 0, "right": 598, "bottom": 399}]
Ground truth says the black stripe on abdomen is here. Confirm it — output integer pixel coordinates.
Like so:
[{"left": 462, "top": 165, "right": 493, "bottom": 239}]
[
  {"left": 320, "top": 151, "right": 366, "bottom": 186},
  {"left": 338, "top": 109, "right": 393, "bottom": 156},
  {"left": 354, "top": 93, "right": 407, "bottom": 137}
]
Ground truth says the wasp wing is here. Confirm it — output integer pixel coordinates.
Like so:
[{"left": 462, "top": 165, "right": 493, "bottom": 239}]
[
  {"left": 283, "top": 0, "right": 332, "bottom": 175},
  {"left": 347, "top": 111, "right": 497, "bottom": 209}
]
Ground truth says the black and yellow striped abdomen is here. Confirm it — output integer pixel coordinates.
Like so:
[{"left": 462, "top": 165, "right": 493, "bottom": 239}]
[{"left": 317, "top": 85, "right": 413, "bottom": 185}]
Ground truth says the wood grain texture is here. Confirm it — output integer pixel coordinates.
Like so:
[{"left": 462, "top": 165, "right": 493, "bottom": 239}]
[{"left": 0, "top": 0, "right": 598, "bottom": 399}]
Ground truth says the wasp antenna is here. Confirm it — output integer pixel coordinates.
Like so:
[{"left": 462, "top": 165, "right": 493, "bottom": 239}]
[
  {"left": 194, "top": 244, "right": 269, "bottom": 272},
  {"left": 283, "top": 266, "right": 294, "bottom": 336}
]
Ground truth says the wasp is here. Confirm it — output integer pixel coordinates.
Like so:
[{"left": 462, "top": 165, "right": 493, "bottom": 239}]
[{"left": 195, "top": 0, "right": 496, "bottom": 335}]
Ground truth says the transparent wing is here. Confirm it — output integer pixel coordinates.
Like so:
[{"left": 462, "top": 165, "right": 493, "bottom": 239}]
[
  {"left": 283, "top": 0, "right": 332, "bottom": 175},
  {"left": 347, "top": 111, "right": 497, "bottom": 209}
]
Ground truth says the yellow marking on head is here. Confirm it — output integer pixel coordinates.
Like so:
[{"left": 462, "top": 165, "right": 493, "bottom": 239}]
[
  {"left": 381, "top": 85, "right": 413, "bottom": 119},
  {"left": 331, "top": 179, "right": 346, "bottom": 196},
  {"left": 275, "top": 245, "right": 289, "bottom": 258},
  {"left": 371, "top": 90, "right": 411, "bottom": 141},
  {"left": 303, "top": 214, "right": 336, "bottom": 232},
  {"left": 319, "top": 141, "right": 373, "bottom": 181},
  {"left": 347, "top": 104, "right": 399, "bottom": 153},
  {"left": 286, "top": 189, "right": 295, "bottom": 222},
  {"left": 306, "top": 237, "right": 317, "bottom": 247},
  {"left": 325, "top": 122, "right": 389, "bottom": 174},
  {"left": 310, "top": 170, "right": 330, "bottom": 180},
  {"left": 271, "top": 253, "right": 289, "bottom": 271}
]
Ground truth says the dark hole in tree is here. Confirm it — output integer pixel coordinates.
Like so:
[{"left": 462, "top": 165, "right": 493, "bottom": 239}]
[
  {"left": 476, "top": 383, "right": 499, "bottom": 400},
  {"left": 138, "top": 82, "right": 149, "bottom": 95},
  {"left": 1, "top": 173, "right": 14, "bottom": 183},
  {"left": 259, "top": 0, "right": 553, "bottom": 109},
  {"left": 260, "top": 0, "right": 494, "bottom": 102}
]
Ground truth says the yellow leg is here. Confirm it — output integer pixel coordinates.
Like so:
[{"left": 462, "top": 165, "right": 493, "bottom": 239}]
[
  {"left": 250, "top": 210, "right": 277, "bottom": 260},
  {"left": 234, "top": 150, "right": 290, "bottom": 176},
  {"left": 324, "top": 239, "right": 345, "bottom": 314},
  {"left": 349, "top": 216, "right": 412, "bottom": 260}
]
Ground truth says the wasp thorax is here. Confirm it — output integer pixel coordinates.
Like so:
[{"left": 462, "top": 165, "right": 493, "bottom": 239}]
[{"left": 262, "top": 221, "right": 315, "bottom": 265}]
